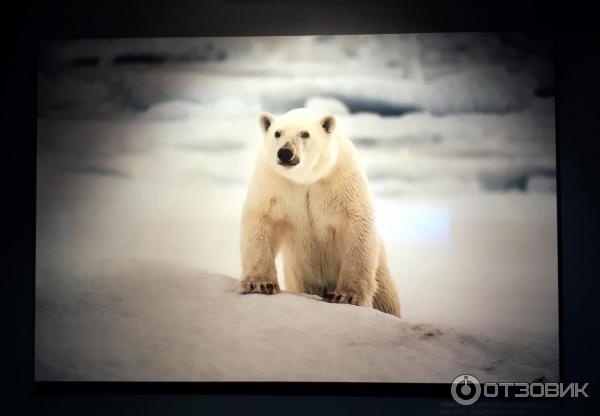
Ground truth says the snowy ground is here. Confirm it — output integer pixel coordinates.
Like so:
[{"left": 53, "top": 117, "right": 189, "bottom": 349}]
[
  {"left": 36, "top": 34, "right": 558, "bottom": 382},
  {"left": 35, "top": 260, "right": 557, "bottom": 382}
]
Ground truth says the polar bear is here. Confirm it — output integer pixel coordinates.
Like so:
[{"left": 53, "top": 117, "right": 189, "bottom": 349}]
[{"left": 238, "top": 108, "right": 401, "bottom": 317}]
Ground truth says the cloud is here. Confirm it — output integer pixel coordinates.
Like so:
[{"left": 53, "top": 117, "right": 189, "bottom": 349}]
[{"left": 38, "top": 35, "right": 550, "bottom": 119}]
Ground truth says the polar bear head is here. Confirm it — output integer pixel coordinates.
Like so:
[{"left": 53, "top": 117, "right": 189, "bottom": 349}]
[{"left": 259, "top": 108, "right": 339, "bottom": 184}]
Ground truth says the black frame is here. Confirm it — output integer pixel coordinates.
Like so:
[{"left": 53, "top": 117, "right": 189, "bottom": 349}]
[
  {"left": 6, "top": 1, "right": 599, "bottom": 414},
  {"left": 33, "top": 31, "right": 560, "bottom": 397}
]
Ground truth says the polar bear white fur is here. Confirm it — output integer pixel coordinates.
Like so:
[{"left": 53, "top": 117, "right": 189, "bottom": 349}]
[{"left": 238, "top": 108, "right": 401, "bottom": 317}]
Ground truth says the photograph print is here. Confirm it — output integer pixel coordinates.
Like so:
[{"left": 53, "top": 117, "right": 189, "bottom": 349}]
[{"left": 36, "top": 33, "right": 558, "bottom": 383}]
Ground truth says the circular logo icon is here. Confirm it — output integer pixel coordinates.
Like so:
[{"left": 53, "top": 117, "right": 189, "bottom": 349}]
[{"left": 451, "top": 374, "right": 481, "bottom": 405}]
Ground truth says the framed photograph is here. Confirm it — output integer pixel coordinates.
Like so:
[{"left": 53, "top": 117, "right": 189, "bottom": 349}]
[{"left": 35, "top": 33, "right": 558, "bottom": 389}]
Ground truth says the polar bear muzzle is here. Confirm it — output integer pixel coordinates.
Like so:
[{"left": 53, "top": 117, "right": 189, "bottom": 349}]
[{"left": 277, "top": 144, "right": 299, "bottom": 166}]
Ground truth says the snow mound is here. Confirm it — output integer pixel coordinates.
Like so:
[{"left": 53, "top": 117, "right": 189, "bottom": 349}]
[
  {"left": 142, "top": 98, "right": 260, "bottom": 120},
  {"left": 35, "top": 260, "right": 557, "bottom": 382},
  {"left": 526, "top": 175, "right": 557, "bottom": 192},
  {"left": 304, "top": 96, "right": 350, "bottom": 115}
]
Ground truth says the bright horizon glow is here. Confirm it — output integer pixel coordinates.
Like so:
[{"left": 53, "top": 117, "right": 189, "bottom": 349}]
[{"left": 374, "top": 199, "right": 451, "bottom": 246}]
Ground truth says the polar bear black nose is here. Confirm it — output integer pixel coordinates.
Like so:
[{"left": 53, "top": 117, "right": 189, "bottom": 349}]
[{"left": 277, "top": 148, "right": 294, "bottom": 163}]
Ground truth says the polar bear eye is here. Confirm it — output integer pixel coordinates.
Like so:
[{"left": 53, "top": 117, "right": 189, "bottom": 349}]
[
  {"left": 301, "top": 131, "right": 310, "bottom": 139},
  {"left": 274, "top": 131, "right": 281, "bottom": 138}
]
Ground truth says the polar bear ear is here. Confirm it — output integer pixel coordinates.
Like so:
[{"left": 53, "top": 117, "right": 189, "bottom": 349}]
[
  {"left": 320, "top": 115, "right": 336, "bottom": 134},
  {"left": 259, "top": 112, "right": 275, "bottom": 134}
]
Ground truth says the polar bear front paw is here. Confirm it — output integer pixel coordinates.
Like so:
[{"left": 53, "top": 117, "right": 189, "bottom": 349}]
[
  {"left": 322, "top": 291, "right": 361, "bottom": 306},
  {"left": 239, "top": 279, "right": 280, "bottom": 295}
]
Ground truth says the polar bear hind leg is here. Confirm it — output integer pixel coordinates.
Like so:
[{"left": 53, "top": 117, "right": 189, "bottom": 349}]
[{"left": 372, "top": 242, "right": 401, "bottom": 317}]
